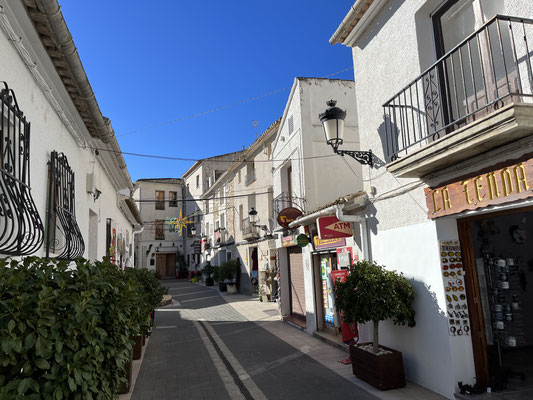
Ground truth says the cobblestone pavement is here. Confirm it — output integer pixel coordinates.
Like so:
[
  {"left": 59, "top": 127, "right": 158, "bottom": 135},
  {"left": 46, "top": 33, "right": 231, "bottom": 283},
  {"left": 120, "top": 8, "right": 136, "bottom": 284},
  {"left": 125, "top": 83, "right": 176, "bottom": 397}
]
[{"left": 130, "top": 280, "right": 444, "bottom": 400}]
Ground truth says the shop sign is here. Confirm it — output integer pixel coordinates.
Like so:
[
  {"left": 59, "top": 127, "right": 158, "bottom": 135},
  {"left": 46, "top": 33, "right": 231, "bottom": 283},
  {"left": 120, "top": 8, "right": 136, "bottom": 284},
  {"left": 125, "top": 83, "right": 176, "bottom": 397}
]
[
  {"left": 425, "top": 156, "right": 533, "bottom": 219},
  {"left": 313, "top": 236, "right": 346, "bottom": 250},
  {"left": 317, "top": 216, "right": 353, "bottom": 239},
  {"left": 194, "top": 241, "right": 201, "bottom": 254},
  {"left": 296, "top": 234, "right": 310, "bottom": 248},
  {"left": 277, "top": 207, "right": 303, "bottom": 229},
  {"left": 281, "top": 235, "right": 296, "bottom": 247},
  {"left": 336, "top": 247, "right": 357, "bottom": 268}
]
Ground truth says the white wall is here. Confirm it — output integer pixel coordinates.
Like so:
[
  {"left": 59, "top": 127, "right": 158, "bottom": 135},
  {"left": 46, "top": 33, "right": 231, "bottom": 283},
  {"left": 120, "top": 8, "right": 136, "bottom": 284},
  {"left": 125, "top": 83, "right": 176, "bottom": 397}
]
[{"left": 0, "top": 1, "right": 135, "bottom": 265}]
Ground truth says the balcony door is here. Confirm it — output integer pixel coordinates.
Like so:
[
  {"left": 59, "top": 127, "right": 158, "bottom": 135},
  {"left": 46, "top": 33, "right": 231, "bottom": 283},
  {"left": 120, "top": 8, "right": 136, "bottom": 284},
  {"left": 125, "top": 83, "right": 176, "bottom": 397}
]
[{"left": 432, "top": 0, "right": 507, "bottom": 135}]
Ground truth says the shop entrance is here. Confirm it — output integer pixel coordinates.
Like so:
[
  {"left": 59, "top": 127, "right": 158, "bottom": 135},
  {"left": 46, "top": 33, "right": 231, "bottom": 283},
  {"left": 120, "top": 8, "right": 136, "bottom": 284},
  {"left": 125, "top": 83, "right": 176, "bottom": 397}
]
[
  {"left": 459, "top": 207, "right": 533, "bottom": 392},
  {"left": 318, "top": 253, "right": 338, "bottom": 332}
]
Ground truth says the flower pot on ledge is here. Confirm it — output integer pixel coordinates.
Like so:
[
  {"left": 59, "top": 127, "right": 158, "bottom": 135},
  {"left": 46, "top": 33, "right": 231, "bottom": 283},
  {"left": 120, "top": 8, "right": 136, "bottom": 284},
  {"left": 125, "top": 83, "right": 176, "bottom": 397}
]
[{"left": 350, "top": 342, "right": 405, "bottom": 390}]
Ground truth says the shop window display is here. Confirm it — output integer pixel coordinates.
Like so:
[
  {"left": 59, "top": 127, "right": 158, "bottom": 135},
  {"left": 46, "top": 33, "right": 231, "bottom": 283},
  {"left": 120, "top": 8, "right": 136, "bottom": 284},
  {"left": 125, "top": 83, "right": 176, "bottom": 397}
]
[{"left": 470, "top": 210, "right": 533, "bottom": 391}]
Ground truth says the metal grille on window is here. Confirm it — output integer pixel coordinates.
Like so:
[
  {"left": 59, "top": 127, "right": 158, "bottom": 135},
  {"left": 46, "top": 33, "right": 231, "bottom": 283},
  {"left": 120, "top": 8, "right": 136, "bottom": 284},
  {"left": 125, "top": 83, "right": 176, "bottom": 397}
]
[
  {"left": 45, "top": 151, "right": 85, "bottom": 259},
  {"left": 0, "top": 82, "right": 44, "bottom": 255}
]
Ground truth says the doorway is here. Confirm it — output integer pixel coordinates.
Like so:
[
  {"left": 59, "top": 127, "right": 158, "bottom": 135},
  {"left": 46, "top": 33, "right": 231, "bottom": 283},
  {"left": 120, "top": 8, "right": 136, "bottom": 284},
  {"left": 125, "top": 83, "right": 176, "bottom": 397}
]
[
  {"left": 156, "top": 253, "right": 177, "bottom": 278},
  {"left": 459, "top": 207, "right": 533, "bottom": 391}
]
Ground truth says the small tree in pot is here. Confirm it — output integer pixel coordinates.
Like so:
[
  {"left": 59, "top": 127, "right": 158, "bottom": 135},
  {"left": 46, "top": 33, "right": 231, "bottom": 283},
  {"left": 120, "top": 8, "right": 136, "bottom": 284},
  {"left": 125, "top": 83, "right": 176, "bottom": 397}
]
[{"left": 334, "top": 260, "right": 416, "bottom": 390}]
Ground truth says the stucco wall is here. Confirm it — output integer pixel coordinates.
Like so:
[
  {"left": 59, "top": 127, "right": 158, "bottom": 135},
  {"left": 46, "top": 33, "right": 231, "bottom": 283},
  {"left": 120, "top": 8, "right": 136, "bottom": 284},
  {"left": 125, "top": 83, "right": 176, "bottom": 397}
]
[{"left": 0, "top": 3, "right": 134, "bottom": 265}]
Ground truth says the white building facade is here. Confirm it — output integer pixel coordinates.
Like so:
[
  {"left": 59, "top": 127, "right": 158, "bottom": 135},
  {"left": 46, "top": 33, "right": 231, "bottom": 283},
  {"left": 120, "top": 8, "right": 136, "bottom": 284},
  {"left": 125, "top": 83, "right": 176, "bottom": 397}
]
[
  {"left": 332, "top": 0, "right": 533, "bottom": 398},
  {"left": 202, "top": 119, "right": 280, "bottom": 295},
  {"left": 0, "top": 0, "right": 140, "bottom": 266},
  {"left": 182, "top": 152, "right": 243, "bottom": 274},
  {"left": 133, "top": 179, "right": 185, "bottom": 277},
  {"left": 271, "top": 77, "right": 366, "bottom": 333}
]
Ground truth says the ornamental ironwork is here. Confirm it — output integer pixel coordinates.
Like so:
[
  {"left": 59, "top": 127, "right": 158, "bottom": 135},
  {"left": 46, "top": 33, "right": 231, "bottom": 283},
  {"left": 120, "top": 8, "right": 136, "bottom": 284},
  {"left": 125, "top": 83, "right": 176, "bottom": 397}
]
[
  {"left": 0, "top": 82, "right": 44, "bottom": 255},
  {"left": 45, "top": 151, "right": 84, "bottom": 259}
]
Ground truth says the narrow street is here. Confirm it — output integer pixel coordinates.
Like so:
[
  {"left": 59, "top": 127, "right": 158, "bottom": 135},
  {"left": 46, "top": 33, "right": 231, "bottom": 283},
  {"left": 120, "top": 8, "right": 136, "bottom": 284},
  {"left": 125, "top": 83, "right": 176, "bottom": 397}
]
[{"left": 129, "top": 280, "right": 442, "bottom": 400}]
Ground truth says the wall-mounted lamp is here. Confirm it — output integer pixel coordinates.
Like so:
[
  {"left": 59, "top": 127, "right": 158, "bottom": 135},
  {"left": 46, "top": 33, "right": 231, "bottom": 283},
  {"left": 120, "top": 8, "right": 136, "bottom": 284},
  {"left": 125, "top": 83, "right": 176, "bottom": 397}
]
[
  {"left": 248, "top": 208, "right": 272, "bottom": 237},
  {"left": 320, "top": 100, "right": 373, "bottom": 167},
  {"left": 191, "top": 226, "right": 197, "bottom": 236}
]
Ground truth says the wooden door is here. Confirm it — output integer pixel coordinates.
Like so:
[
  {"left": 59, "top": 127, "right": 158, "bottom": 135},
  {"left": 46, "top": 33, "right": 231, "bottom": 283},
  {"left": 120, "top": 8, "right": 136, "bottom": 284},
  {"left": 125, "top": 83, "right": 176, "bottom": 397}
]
[
  {"left": 156, "top": 254, "right": 166, "bottom": 277},
  {"left": 166, "top": 253, "right": 176, "bottom": 277}
]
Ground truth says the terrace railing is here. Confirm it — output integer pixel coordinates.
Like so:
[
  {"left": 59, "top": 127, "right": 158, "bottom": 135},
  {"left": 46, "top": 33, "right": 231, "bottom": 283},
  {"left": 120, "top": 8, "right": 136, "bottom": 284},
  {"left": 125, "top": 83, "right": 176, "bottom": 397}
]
[{"left": 383, "top": 15, "right": 533, "bottom": 162}]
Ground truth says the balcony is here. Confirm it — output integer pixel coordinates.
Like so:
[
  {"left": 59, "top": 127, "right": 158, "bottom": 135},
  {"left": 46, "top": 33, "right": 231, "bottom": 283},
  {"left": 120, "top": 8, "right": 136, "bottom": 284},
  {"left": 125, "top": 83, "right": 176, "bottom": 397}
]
[
  {"left": 215, "top": 229, "right": 226, "bottom": 245},
  {"left": 245, "top": 171, "right": 256, "bottom": 186},
  {"left": 383, "top": 15, "right": 533, "bottom": 178},
  {"left": 242, "top": 217, "right": 260, "bottom": 240}
]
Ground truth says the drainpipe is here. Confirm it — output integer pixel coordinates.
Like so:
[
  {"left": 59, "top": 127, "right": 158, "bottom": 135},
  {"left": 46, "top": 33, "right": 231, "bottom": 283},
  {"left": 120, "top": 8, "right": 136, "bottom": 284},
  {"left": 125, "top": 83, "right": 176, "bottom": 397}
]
[{"left": 335, "top": 204, "right": 371, "bottom": 262}]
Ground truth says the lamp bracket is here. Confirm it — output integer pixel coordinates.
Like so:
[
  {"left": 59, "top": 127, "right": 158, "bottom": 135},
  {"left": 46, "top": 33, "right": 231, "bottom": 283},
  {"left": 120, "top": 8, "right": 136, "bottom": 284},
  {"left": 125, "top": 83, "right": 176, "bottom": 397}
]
[{"left": 334, "top": 148, "right": 373, "bottom": 167}]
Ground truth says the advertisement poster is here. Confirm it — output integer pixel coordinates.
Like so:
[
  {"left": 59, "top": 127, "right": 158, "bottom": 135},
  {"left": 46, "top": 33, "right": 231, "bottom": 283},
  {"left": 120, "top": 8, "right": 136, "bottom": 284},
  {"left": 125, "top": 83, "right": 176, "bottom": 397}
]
[
  {"left": 440, "top": 241, "right": 471, "bottom": 337},
  {"left": 336, "top": 247, "right": 357, "bottom": 269}
]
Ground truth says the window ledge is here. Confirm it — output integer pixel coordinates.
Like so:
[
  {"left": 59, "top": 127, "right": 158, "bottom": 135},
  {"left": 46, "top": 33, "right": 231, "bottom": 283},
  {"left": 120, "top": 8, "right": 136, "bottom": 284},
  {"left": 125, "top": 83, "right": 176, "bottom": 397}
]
[{"left": 387, "top": 103, "right": 533, "bottom": 178}]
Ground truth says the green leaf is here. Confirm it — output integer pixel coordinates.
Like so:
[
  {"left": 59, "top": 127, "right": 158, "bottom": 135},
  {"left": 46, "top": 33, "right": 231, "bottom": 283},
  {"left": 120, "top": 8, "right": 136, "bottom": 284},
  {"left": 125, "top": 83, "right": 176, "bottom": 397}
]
[
  {"left": 53, "top": 386, "right": 62, "bottom": 400},
  {"left": 7, "top": 319, "right": 15, "bottom": 333},
  {"left": 18, "top": 378, "right": 30, "bottom": 395},
  {"left": 25, "top": 332, "right": 37, "bottom": 350},
  {"left": 35, "top": 358, "right": 50, "bottom": 370},
  {"left": 68, "top": 377, "right": 76, "bottom": 391}
]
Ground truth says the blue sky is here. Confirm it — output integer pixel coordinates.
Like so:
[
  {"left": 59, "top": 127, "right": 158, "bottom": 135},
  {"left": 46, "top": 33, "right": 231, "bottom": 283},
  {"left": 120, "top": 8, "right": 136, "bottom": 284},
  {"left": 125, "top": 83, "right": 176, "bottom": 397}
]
[{"left": 60, "top": 1, "right": 355, "bottom": 181}]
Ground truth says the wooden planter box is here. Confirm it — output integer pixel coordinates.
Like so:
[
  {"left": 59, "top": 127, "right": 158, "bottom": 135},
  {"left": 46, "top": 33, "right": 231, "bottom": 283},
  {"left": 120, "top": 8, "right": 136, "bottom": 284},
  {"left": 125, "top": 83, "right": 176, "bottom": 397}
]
[
  {"left": 132, "top": 335, "right": 143, "bottom": 360},
  {"left": 350, "top": 342, "right": 406, "bottom": 390}
]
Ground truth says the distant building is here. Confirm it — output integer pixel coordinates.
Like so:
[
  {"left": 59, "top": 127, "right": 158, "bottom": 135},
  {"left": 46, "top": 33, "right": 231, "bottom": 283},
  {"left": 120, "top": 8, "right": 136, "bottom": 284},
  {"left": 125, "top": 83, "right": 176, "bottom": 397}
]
[
  {"left": 202, "top": 119, "right": 280, "bottom": 295},
  {"left": 182, "top": 151, "right": 244, "bottom": 273},
  {"left": 133, "top": 178, "right": 185, "bottom": 277}
]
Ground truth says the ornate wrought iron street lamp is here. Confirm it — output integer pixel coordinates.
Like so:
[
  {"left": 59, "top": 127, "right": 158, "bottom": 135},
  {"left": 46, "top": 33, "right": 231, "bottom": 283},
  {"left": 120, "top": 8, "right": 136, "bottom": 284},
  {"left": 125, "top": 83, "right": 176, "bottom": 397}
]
[{"left": 319, "top": 100, "right": 373, "bottom": 167}]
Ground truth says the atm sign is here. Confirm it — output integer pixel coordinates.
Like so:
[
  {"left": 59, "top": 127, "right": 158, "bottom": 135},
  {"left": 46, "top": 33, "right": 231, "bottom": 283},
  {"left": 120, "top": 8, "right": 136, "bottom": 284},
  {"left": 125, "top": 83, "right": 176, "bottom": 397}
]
[{"left": 317, "top": 216, "right": 353, "bottom": 239}]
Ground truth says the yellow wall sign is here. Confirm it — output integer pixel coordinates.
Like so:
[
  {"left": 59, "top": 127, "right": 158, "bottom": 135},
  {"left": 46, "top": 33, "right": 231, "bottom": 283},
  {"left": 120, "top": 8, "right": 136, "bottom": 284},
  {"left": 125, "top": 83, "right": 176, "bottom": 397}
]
[{"left": 425, "top": 156, "right": 533, "bottom": 218}]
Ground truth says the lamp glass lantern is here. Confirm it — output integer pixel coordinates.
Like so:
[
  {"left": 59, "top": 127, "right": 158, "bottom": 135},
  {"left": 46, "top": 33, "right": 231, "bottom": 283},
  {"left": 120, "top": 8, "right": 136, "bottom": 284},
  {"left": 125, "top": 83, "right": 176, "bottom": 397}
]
[
  {"left": 191, "top": 225, "right": 196, "bottom": 236},
  {"left": 248, "top": 207, "right": 258, "bottom": 224},
  {"left": 319, "top": 100, "right": 346, "bottom": 152}
]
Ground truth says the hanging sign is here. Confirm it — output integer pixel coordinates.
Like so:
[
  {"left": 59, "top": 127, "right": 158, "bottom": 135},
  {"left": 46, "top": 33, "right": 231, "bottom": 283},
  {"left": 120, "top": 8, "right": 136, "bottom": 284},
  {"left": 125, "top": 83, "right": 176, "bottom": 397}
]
[
  {"left": 296, "top": 234, "right": 310, "bottom": 248},
  {"left": 281, "top": 235, "right": 296, "bottom": 247},
  {"left": 317, "top": 216, "right": 353, "bottom": 239},
  {"left": 425, "top": 156, "right": 533, "bottom": 219},
  {"left": 277, "top": 207, "right": 303, "bottom": 229}
]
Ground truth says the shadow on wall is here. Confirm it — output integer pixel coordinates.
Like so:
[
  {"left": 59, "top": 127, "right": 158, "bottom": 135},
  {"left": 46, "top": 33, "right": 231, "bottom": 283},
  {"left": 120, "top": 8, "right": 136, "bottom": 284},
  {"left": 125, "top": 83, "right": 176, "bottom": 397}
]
[
  {"left": 377, "top": 279, "right": 455, "bottom": 398},
  {"left": 366, "top": 202, "right": 379, "bottom": 237},
  {"left": 377, "top": 113, "right": 400, "bottom": 164}
]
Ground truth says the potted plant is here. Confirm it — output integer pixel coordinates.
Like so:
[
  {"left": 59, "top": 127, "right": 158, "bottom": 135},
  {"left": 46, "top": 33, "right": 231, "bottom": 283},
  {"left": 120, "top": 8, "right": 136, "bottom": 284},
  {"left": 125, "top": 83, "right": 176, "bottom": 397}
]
[
  {"left": 202, "top": 262, "right": 215, "bottom": 286},
  {"left": 334, "top": 260, "right": 416, "bottom": 390},
  {"left": 220, "top": 259, "right": 240, "bottom": 294}
]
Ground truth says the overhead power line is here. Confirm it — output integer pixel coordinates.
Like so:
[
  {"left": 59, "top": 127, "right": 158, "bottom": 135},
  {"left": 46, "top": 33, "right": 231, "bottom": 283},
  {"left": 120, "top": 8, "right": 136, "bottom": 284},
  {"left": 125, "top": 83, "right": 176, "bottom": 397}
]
[
  {"left": 90, "top": 146, "right": 336, "bottom": 163},
  {"left": 135, "top": 190, "right": 273, "bottom": 203},
  {"left": 115, "top": 67, "right": 354, "bottom": 138}
]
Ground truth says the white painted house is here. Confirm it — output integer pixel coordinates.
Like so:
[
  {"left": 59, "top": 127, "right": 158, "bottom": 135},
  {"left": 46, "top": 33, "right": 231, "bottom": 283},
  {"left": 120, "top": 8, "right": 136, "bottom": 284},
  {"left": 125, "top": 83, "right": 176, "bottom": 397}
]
[
  {"left": 332, "top": 0, "right": 533, "bottom": 398},
  {"left": 133, "top": 178, "right": 185, "bottom": 277},
  {"left": 0, "top": 0, "right": 141, "bottom": 265},
  {"left": 271, "top": 77, "right": 366, "bottom": 333},
  {"left": 202, "top": 119, "right": 280, "bottom": 295},
  {"left": 182, "top": 151, "right": 244, "bottom": 273}
]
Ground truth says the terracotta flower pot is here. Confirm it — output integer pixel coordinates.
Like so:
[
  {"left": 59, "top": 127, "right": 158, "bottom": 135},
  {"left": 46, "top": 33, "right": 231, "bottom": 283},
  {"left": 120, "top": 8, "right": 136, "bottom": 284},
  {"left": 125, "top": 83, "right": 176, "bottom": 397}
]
[{"left": 350, "top": 342, "right": 406, "bottom": 390}]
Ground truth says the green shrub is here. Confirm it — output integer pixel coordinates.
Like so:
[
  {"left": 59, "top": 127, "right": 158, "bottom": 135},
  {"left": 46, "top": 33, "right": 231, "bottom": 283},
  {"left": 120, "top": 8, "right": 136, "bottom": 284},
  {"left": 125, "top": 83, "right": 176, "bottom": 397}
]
[
  {"left": 334, "top": 260, "right": 415, "bottom": 353},
  {"left": 0, "top": 257, "right": 160, "bottom": 399},
  {"left": 218, "top": 259, "right": 240, "bottom": 283}
]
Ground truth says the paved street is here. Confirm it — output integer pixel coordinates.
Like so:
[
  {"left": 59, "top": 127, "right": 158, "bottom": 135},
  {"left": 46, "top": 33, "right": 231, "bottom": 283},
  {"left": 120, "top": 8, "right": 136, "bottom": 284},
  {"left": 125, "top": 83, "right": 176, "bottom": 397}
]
[{"left": 130, "top": 280, "right": 444, "bottom": 400}]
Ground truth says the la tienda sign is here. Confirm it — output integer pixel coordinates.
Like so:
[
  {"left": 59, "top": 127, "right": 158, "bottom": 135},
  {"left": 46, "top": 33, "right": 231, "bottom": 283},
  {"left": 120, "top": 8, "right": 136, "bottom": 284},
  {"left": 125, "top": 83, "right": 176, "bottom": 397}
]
[{"left": 425, "top": 156, "right": 533, "bottom": 219}]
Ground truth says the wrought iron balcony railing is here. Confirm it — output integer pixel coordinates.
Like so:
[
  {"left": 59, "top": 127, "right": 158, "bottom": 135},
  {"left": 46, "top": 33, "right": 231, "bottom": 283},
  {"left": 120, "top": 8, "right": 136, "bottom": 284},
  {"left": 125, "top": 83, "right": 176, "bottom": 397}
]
[
  {"left": 383, "top": 15, "right": 533, "bottom": 162},
  {"left": 272, "top": 192, "right": 306, "bottom": 229},
  {"left": 242, "top": 217, "right": 259, "bottom": 240},
  {"left": 0, "top": 82, "right": 44, "bottom": 255}
]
